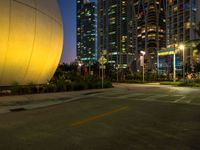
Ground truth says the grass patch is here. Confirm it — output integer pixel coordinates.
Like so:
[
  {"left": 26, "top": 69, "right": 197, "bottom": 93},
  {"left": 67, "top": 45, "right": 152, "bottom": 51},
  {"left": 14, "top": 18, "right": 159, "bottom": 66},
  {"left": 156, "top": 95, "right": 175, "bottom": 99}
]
[
  {"left": 160, "top": 81, "right": 200, "bottom": 87},
  {"left": 119, "top": 80, "right": 147, "bottom": 84},
  {"left": 160, "top": 81, "right": 183, "bottom": 86}
]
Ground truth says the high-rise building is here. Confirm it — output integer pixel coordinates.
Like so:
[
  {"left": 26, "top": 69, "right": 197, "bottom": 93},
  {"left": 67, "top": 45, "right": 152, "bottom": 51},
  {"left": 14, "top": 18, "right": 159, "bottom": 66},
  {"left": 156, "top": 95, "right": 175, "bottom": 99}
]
[
  {"left": 167, "top": 0, "right": 200, "bottom": 69},
  {"left": 97, "top": 0, "right": 200, "bottom": 73},
  {"left": 97, "top": 0, "right": 133, "bottom": 69},
  {"left": 128, "top": 0, "right": 166, "bottom": 71},
  {"left": 167, "top": 0, "right": 200, "bottom": 46},
  {"left": 77, "top": 0, "right": 96, "bottom": 64}
]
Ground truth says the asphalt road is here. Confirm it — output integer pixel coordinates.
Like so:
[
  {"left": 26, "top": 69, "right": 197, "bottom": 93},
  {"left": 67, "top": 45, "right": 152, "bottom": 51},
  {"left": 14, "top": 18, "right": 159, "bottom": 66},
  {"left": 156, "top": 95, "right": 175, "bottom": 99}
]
[{"left": 0, "top": 83, "right": 200, "bottom": 150}]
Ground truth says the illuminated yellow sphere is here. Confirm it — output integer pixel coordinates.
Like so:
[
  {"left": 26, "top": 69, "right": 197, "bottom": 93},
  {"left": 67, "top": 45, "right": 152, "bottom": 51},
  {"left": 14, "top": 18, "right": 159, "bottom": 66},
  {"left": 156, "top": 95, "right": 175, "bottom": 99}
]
[{"left": 0, "top": 0, "right": 63, "bottom": 86}]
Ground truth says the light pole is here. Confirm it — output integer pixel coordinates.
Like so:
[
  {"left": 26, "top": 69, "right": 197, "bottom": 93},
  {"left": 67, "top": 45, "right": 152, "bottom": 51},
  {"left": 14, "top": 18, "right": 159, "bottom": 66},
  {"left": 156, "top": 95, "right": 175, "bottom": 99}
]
[
  {"left": 140, "top": 51, "right": 146, "bottom": 82},
  {"left": 179, "top": 44, "right": 185, "bottom": 81},
  {"left": 173, "top": 50, "right": 176, "bottom": 82},
  {"left": 78, "top": 60, "right": 83, "bottom": 75},
  {"left": 157, "top": 52, "right": 160, "bottom": 78}
]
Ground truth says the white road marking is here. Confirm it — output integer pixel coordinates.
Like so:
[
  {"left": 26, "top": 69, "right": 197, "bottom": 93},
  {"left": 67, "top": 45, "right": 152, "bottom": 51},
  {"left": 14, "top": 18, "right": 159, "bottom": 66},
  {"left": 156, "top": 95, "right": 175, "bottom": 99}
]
[
  {"left": 173, "top": 96, "right": 192, "bottom": 104},
  {"left": 174, "top": 96, "right": 186, "bottom": 103}
]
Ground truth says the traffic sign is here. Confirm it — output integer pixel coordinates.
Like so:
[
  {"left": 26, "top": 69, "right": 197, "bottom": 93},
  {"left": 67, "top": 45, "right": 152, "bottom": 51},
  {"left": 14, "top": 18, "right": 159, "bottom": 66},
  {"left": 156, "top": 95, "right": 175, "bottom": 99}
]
[
  {"left": 98, "top": 56, "right": 107, "bottom": 65},
  {"left": 99, "top": 65, "right": 106, "bottom": 69}
]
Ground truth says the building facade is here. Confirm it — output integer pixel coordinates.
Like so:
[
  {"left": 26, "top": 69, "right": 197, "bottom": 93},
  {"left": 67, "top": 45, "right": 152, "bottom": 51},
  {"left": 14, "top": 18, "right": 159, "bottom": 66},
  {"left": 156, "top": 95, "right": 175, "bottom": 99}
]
[
  {"left": 97, "top": 0, "right": 200, "bottom": 74},
  {"left": 97, "top": 0, "right": 134, "bottom": 69},
  {"left": 128, "top": 0, "right": 166, "bottom": 71},
  {"left": 77, "top": 0, "right": 96, "bottom": 65},
  {"left": 167, "top": 0, "right": 200, "bottom": 46},
  {"left": 97, "top": 0, "right": 166, "bottom": 71},
  {"left": 167, "top": 0, "right": 200, "bottom": 71}
]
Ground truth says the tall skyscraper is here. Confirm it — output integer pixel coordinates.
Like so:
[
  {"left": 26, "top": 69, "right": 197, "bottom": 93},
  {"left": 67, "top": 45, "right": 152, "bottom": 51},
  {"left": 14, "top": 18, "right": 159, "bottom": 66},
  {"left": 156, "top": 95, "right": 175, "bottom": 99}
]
[
  {"left": 77, "top": 0, "right": 96, "bottom": 64},
  {"left": 167, "top": 0, "right": 200, "bottom": 46},
  {"left": 128, "top": 0, "right": 166, "bottom": 71},
  {"left": 97, "top": 0, "right": 200, "bottom": 73},
  {"left": 167, "top": 0, "right": 200, "bottom": 68},
  {"left": 98, "top": 0, "right": 166, "bottom": 71},
  {"left": 97, "top": 0, "right": 133, "bottom": 69}
]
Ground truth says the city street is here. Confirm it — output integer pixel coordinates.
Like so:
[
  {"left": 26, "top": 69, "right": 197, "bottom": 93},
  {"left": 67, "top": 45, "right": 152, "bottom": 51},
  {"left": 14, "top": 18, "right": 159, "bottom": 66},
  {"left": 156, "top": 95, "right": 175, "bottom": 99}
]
[{"left": 0, "top": 83, "right": 200, "bottom": 150}]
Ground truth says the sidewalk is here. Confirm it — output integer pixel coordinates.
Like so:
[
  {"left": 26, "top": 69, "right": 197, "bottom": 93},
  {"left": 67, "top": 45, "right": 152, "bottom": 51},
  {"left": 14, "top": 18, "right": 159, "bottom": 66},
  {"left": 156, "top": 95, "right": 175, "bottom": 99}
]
[{"left": 0, "top": 89, "right": 106, "bottom": 114}]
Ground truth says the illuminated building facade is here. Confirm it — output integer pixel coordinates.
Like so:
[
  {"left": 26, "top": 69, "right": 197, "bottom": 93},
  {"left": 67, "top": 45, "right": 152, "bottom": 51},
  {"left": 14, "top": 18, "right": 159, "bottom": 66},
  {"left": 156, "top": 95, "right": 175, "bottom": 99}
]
[
  {"left": 167, "top": 0, "right": 200, "bottom": 45},
  {"left": 77, "top": 0, "right": 96, "bottom": 64},
  {"left": 167, "top": 0, "right": 200, "bottom": 69},
  {"left": 0, "top": 0, "right": 63, "bottom": 86},
  {"left": 128, "top": 0, "right": 166, "bottom": 71},
  {"left": 97, "top": 0, "right": 133, "bottom": 69}
]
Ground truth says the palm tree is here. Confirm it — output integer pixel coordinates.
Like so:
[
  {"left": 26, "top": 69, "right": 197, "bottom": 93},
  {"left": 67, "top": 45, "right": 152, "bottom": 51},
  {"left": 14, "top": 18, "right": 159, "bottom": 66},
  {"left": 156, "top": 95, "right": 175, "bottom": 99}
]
[
  {"left": 185, "top": 22, "right": 200, "bottom": 52},
  {"left": 195, "top": 22, "right": 200, "bottom": 37},
  {"left": 193, "top": 22, "right": 200, "bottom": 51}
]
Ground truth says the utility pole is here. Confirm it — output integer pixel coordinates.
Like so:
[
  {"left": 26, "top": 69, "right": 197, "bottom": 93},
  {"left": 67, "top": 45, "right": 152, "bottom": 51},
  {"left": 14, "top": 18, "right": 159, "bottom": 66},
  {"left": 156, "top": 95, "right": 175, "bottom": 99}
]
[
  {"left": 173, "top": 51, "right": 176, "bottom": 82},
  {"left": 140, "top": 51, "right": 146, "bottom": 82}
]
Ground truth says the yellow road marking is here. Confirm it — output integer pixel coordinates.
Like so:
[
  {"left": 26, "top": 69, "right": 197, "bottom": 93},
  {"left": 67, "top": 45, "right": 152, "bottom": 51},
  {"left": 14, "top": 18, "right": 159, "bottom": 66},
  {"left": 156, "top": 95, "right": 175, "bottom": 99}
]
[{"left": 70, "top": 106, "right": 128, "bottom": 127}]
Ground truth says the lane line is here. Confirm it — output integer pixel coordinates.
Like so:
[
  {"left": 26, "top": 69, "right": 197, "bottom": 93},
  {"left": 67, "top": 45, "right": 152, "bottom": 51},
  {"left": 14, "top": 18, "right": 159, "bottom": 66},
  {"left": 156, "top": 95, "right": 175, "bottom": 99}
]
[
  {"left": 70, "top": 106, "right": 128, "bottom": 127},
  {"left": 173, "top": 96, "right": 186, "bottom": 103}
]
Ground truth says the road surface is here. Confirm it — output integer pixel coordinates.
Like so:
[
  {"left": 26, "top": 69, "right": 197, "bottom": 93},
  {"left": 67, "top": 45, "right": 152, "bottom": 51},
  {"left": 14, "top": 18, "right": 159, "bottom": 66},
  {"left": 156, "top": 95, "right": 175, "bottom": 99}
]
[{"left": 0, "top": 83, "right": 200, "bottom": 150}]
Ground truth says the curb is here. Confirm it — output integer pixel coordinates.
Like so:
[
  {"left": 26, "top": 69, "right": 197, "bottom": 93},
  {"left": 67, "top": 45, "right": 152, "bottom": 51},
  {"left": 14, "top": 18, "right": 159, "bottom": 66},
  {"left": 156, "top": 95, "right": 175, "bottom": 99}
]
[{"left": 0, "top": 90, "right": 105, "bottom": 114}]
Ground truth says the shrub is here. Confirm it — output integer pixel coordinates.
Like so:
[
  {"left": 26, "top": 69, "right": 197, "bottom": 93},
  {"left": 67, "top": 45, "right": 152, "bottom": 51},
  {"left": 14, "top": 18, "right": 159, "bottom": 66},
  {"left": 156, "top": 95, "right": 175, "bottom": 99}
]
[
  {"left": 44, "top": 83, "right": 57, "bottom": 93},
  {"left": 103, "top": 80, "right": 113, "bottom": 88},
  {"left": 72, "top": 81, "right": 87, "bottom": 91}
]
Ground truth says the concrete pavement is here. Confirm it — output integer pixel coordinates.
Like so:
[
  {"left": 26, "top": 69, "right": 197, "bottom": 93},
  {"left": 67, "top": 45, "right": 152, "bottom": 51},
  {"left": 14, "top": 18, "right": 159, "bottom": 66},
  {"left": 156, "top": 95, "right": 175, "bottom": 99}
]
[
  {"left": 1, "top": 83, "right": 200, "bottom": 114},
  {"left": 0, "top": 89, "right": 107, "bottom": 114},
  {"left": 0, "top": 84, "right": 200, "bottom": 149}
]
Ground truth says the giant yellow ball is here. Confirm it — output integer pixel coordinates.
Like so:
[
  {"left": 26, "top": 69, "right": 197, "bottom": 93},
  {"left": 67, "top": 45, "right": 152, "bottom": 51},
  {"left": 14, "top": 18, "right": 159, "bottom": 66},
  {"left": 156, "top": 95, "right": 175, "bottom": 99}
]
[{"left": 0, "top": 0, "right": 63, "bottom": 86}]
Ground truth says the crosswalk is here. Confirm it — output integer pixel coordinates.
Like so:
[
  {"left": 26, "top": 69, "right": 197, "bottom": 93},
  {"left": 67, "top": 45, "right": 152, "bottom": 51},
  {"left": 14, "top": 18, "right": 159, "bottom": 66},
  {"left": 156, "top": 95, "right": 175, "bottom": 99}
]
[{"left": 92, "top": 88, "right": 197, "bottom": 105}]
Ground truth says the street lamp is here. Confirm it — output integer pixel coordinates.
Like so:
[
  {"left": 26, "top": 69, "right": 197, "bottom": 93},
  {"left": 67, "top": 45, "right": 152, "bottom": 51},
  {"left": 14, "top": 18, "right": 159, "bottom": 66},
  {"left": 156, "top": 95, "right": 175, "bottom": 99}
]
[
  {"left": 173, "top": 49, "right": 176, "bottom": 82},
  {"left": 78, "top": 60, "right": 83, "bottom": 75},
  {"left": 140, "top": 51, "right": 146, "bottom": 82},
  {"left": 179, "top": 44, "right": 185, "bottom": 81}
]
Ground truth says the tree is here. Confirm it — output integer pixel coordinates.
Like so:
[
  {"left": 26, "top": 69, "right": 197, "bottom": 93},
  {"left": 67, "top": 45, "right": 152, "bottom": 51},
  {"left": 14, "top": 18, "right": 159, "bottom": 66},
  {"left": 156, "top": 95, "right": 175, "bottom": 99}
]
[{"left": 193, "top": 22, "right": 200, "bottom": 53}]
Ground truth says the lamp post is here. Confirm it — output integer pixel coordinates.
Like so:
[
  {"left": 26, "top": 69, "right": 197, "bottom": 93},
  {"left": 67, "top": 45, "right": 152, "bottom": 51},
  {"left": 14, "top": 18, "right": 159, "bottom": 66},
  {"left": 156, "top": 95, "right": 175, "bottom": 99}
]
[
  {"left": 173, "top": 49, "right": 176, "bottom": 82},
  {"left": 179, "top": 44, "right": 185, "bottom": 81},
  {"left": 78, "top": 60, "right": 83, "bottom": 75},
  {"left": 140, "top": 51, "right": 146, "bottom": 82},
  {"left": 157, "top": 52, "right": 160, "bottom": 77}
]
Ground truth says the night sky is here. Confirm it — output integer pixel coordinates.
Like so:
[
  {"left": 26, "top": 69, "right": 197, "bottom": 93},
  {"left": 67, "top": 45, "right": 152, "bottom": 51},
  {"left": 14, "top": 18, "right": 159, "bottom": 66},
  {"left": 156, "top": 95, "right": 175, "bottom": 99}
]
[{"left": 58, "top": 0, "right": 96, "bottom": 64}]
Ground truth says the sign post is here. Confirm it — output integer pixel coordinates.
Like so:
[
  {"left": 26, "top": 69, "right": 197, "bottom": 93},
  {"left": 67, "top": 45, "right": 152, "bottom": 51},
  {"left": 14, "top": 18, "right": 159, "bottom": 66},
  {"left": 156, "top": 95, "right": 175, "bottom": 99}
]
[{"left": 98, "top": 56, "right": 107, "bottom": 88}]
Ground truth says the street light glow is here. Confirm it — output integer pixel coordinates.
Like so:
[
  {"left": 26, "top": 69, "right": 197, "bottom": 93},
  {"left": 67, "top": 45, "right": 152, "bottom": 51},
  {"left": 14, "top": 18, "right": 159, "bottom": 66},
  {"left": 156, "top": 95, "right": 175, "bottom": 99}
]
[
  {"left": 140, "top": 51, "right": 146, "bottom": 55},
  {"left": 179, "top": 44, "right": 185, "bottom": 50},
  {"left": 140, "top": 51, "right": 145, "bottom": 83},
  {"left": 178, "top": 44, "right": 185, "bottom": 81}
]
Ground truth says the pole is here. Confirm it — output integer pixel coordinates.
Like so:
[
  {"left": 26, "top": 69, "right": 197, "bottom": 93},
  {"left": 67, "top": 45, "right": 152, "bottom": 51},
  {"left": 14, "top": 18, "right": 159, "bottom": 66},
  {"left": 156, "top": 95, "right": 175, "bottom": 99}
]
[
  {"left": 173, "top": 52, "right": 176, "bottom": 82},
  {"left": 183, "top": 47, "right": 185, "bottom": 81},
  {"left": 157, "top": 53, "right": 159, "bottom": 78},
  {"left": 143, "top": 64, "right": 144, "bottom": 82},
  {"left": 117, "top": 68, "right": 119, "bottom": 82},
  {"left": 89, "top": 61, "right": 91, "bottom": 75},
  {"left": 102, "top": 65, "right": 104, "bottom": 88},
  {"left": 142, "top": 54, "right": 145, "bottom": 82},
  {"left": 140, "top": 53, "right": 145, "bottom": 82}
]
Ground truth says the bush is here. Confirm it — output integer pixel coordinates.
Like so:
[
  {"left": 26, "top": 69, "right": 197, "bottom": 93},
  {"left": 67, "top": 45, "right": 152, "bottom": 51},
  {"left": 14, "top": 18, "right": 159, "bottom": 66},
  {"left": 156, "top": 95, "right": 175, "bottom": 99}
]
[
  {"left": 72, "top": 81, "right": 87, "bottom": 91},
  {"left": 44, "top": 83, "right": 57, "bottom": 93},
  {"left": 0, "top": 67, "right": 114, "bottom": 96},
  {"left": 103, "top": 80, "right": 113, "bottom": 88}
]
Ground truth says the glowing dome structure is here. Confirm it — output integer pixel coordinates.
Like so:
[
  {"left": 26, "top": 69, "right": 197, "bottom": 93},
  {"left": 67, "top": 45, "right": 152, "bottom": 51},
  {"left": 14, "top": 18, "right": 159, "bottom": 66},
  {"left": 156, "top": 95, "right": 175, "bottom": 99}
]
[{"left": 0, "top": 0, "right": 63, "bottom": 86}]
